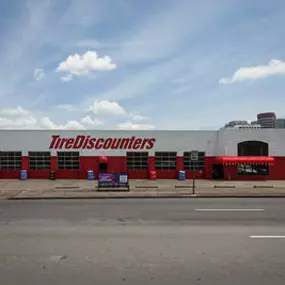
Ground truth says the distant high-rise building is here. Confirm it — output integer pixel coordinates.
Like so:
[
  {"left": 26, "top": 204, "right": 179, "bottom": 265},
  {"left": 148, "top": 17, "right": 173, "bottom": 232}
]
[
  {"left": 257, "top": 112, "right": 276, "bottom": 128},
  {"left": 224, "top": 120, "right": 249, "bottom": 128},
  {"left": 231, "top": 124, "right": 261, "bottom": 129},
  {"left": 275, "top": 118, "right": 285, "bottom": 129},
  {"left": 223, "top": 120, "right": 261, "bottom": 129}
]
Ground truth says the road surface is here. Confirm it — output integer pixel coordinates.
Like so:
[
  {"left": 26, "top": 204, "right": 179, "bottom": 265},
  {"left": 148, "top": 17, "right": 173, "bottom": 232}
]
[{"left": 1, "top": 198, "right": 285, "bottom": 285}]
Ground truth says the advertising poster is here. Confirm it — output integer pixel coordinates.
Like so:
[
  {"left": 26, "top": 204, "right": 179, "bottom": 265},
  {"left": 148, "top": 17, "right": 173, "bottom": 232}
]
[
  {"left": 98, "top": 173, "right": 116, "bottom": 185},
  {"left": 98, "top": 173, "right": 129, "bottom": 189},
  {"left": 119, "top": 174, "right": 128, "bottom": 184}
]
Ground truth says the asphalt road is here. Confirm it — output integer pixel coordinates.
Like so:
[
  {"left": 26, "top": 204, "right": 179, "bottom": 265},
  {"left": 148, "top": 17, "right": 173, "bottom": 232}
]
[{"left": 1, "top": 198, "right": 285, "bottom": 285}]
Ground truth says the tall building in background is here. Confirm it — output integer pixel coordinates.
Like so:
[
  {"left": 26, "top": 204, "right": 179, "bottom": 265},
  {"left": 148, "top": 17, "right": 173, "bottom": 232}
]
[
  {"left": 224, "top": 120, "right": 261, "bottom": 129},
  {"left": 275, "top": 118, "right": 285, "bottom": 129},
  {"left": 224, "top": 120, "right": 249, "bottom": 128},
  {"left": 257, "top": 112, "right": 276, "bottom": 128}
]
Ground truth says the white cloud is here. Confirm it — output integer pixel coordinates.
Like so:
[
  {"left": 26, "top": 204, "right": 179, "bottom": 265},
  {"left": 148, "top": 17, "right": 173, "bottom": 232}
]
[
  {"left": 0, "top": 106, "right": 39, "bottom": 129},
  {"left": 60, "top": 74, "right": 73, "bottom": 82},
  {"left": 80, "top": 115, "right": 103, "bottom": 126},
  {"left": 34, "top": 68, "right": 45, "bottom": 81},
  {"left": 56, "top": 51, "right": 116, "bottom": 80},
  {"left": 0, "top": 106, "right": 104, "bottom": 130},
  {"left": 129, "top": 114, "right": 149, "bottom": 121},
  {"left": 0, "top": 115, "right": 38, "bottom": 129},
  {"left": 219, "top": 59, "right": 285, "bottom": 84},
  {"left": 40, "top": 117, "right": 57, "bottom": 129},
  {"left": 58, "top": 120, "right": 85, "bottom": 130},
  {"left": 88, "top": 100, "right": 126, "bottom": 116},
  {"left": 117, "top": 121, "right": 155, "bottom": 130},
  {"left": 40, "top": 117, "right": 100, "bottom": 130},
  {"left": 0, "top": 106, "right": 30, "bottom": 117},
  {"left": 41, "top": 115, "right": 103, "bottom": 130}
]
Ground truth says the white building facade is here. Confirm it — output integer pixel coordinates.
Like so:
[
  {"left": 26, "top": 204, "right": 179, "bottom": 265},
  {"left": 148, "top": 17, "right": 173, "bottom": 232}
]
[{"left": 0, "top": 129, "right": 283, "bottom": 180}]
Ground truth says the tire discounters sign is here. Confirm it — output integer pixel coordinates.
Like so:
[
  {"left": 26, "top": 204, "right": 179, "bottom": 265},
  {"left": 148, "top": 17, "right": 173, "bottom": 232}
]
[{"left": 49, "top": 135, "right": 156, "bottom": 150}]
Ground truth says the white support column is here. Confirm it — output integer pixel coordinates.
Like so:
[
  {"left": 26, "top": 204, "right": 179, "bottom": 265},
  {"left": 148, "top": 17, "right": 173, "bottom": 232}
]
[
  {"left": 176, "top": 150, "right": 184, "bottom": 157},
  {"left": 50, "top": 150, "right": 57, "bottom": 156},
  {"left": 22, "top": 151, "right": 29, "bottom": 156}
]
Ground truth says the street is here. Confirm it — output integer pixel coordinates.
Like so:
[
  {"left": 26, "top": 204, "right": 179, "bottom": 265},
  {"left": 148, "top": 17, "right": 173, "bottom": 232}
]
[{"left": 1, "top": 198, "right": 285, "bottom": 284}]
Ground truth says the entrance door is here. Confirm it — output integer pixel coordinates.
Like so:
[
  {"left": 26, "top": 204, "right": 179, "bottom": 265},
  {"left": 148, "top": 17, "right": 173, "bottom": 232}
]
[
  {"left": 99, "top": 162, "right": 108, "bottom": 173},
  {"left": 212, "top": 164, "right": 224, "bottom": 179}
]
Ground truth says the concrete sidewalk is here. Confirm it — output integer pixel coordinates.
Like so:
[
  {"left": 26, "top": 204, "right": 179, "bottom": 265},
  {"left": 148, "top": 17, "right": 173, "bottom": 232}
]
[
  {"left": 1, "top": 179, "right": 285, "bottom": 199},
  {"left": 1, "top": 178, "right": 285, "bottom": 191}
]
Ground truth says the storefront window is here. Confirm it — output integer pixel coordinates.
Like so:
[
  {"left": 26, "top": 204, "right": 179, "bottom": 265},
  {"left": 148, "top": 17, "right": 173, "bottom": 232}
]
[
  {"left": 183, "top": 152, "right": 205, "bottom": 170},
  {"left": 29, "top": 152, "right": 51, "bottom": 170},
  {"left": 57, "top": 152, "right": 80, "bottom": 170},
  {"left": 237, "top": 164, "right": 269, "bottom": 175},
  {"left": 238, "top": 141, "right": 268, "bottom": 156},
  {"left": 127, "top": 152, "right": 148, "bottom": 170},
  {"left": 155, "top": 152, "right": 177, "bottom": 170},
  {"left": 0, "top": 151, "right": 22, "bottom": 170}
]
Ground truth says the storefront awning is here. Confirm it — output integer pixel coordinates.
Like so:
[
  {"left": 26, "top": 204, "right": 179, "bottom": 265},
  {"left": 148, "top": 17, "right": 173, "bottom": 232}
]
[
  {"left": 99, "top": 156, "right": 108, "bottom": 163},
  {"left": 213, "top": 156, "right": 275, "bottom": 165}
]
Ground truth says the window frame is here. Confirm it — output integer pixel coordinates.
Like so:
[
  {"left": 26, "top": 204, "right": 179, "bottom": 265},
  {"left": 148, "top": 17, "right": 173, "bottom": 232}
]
[
  {"left": 237, "top": 164, "right": 269, "bottom": 176},
  {"left": 155, "top": 152, "right": 177, "bottom": 170},
  {"left": 0, "top": 151, "right": 22, "bottom": 170},
  {"left": 237, "top": 140, "right": 269, "bottom": 156},
  {"left": 29, "top": 151, "right": 51, "bottom": 170},
  {"left": 57, "top": 151, "right": 80, "bottom": 170},
  {"left": 183, "top": 151, "right": 205, "bottom": 171},
  {"left": 126, "top": 152, "right": 149, "bottom": 170}
]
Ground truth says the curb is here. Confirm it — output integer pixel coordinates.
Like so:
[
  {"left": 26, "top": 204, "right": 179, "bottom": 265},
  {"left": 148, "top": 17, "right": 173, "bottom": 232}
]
[
  {"left": 213, "top": 185, "right": 236, "bottom": 188},
  {"left": 135, "top": 186, "right": 159, "bottom": 189},
  {"left": 8, "top": 194, "right": 285, "bottom": 200},
  {"left": 3, "top": 186, "right": 285, "bottom": 192},
  {"left": 55, "top": 186, "right": 80, "bottom": 190}
]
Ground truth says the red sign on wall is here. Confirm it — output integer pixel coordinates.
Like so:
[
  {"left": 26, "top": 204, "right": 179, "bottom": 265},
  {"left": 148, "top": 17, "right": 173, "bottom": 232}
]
[{"left": 49, "top": 135, "right": 156, "bottom": 150}]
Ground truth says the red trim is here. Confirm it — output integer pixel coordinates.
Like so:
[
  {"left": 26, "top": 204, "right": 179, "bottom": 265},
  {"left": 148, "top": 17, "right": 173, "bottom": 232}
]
[
  {"left": 128, "top": 170, "right": 149, "bottom": 179},
  {"left": 22, "top": 156, "right": 29, "bottom": 170},
  {"left": 0, "top": 170, "right": 21, "bottom": 179},
  {"left": 51, "top": 156, "right": 57, "bottom": 171},
  {"left": 27, "top": 170, "right": 50, "bottom": 179},
  {"left": 213, "top": 156, "right": 275, "bottom": 164},
  {"left": 156, "top": 170, "right": 177, "bottom": 179},
  {"left": 3, "top": 155, "right": 285, "bottom": 180}
]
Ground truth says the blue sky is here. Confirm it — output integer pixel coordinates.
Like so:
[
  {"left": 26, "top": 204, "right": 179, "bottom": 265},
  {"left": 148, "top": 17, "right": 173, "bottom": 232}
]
[{"left": 0, "top": 0, "right": 285, "bottom": 130}]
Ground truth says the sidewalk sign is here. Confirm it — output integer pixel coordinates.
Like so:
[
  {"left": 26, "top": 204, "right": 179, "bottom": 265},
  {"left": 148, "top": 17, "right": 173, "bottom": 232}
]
[
  {"left": 97, "top": 172, "right": 129, "bottom": 191},
  {"left": 190, "top": 150, "right": 199, "bottom": 161},
  {"left": 98, "top": 173, "right": 116, "bottom": 186}
]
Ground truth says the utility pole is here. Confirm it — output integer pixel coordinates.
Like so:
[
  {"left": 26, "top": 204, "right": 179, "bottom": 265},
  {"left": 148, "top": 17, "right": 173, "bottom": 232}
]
[{"left": 190, "top": 151, "right": 199, "bottom": 195}]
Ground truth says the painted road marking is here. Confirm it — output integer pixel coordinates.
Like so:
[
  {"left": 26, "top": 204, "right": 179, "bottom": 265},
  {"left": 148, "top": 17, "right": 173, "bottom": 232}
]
[
  {"left": 195, "top": 209, "right": 265, "bottom": 212},
  {"left": 250, "top": 236, "right": 285, "bottom": 239}
]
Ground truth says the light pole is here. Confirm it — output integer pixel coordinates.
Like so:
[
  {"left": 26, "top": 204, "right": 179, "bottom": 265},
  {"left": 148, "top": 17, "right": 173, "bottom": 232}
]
[
  {"left": 190, "top": 151, "right": 199, "bottom": 195},
  {"left": 192, "top": 161, "right": 196, "bottom": 194}
]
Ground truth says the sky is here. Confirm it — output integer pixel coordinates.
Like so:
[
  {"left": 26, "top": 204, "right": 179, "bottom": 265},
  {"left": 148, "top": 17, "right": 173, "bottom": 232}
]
[{"left": 0, "top": 0, "right": 285, "bottom": 130}]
